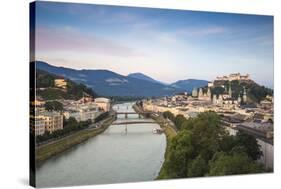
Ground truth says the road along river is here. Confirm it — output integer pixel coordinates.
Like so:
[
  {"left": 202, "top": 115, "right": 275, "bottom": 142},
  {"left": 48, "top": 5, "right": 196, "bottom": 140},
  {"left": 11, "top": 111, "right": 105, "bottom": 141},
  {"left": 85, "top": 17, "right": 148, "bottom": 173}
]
[{"left": 36, "top": 102, "right": 166, "bottom": 187}]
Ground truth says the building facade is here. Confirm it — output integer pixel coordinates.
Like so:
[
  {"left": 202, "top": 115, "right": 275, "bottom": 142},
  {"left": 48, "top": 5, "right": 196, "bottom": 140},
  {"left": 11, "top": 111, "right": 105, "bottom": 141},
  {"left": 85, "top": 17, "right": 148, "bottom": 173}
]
[
  {"left": 54, "top": 79, "right": 67, "bottom": 89},
  {"left": 94, "top": 97, "right": 111, "bottom": 112},
  {"left": 216, "top": 73, "right": 250, "bottom": 81}
]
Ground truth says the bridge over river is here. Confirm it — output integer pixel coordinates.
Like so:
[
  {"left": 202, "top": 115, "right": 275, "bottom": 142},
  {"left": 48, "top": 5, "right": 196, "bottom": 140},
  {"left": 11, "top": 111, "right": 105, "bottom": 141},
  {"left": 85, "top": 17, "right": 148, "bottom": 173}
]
[
  {"left": 112, "top": 120, "right": 159, "bottom": 125},
  {"left": 116, "top": 111, "right": 150, "bottom": 118}
]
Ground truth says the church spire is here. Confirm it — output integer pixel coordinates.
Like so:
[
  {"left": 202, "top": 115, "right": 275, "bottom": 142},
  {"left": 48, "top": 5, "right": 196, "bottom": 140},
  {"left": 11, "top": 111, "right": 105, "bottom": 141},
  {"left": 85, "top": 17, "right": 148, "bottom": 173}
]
[
  {"left": 228, "top": 83, "right": 232, "bottom": 98},
  {"left": 243, "top": 87, "right": 247, "bottom": 103}
]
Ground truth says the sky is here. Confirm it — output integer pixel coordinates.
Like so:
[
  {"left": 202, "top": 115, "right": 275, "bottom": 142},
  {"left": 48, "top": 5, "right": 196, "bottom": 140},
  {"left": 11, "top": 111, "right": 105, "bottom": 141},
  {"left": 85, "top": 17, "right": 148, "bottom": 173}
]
[{"left": 34, "top": 1, "right": 274, "bottom": 88}]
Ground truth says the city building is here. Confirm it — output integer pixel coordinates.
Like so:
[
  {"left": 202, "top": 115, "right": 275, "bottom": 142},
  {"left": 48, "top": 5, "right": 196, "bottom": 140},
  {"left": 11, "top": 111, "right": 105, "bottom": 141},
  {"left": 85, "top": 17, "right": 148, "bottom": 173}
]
[
  {"left": 42, "top": 111, "right": 64, "bottom": 133},
  {"left": 198, "top": 87, "right": 211, "bottom": 101},
  {"left": 31, "top": 99, "right": 45, "bottom": 107},
  {"left": 94, "top": 97, "right": 111, "bottom": 112},
  {"left": 30, "top": 115, "right": 46, "bottom": 136},
  {"left": 64, "top": 102, "right": 100, "bottom": 122},
  {"left": 31, "top": 111, "right": 64, "bottom": 136}
]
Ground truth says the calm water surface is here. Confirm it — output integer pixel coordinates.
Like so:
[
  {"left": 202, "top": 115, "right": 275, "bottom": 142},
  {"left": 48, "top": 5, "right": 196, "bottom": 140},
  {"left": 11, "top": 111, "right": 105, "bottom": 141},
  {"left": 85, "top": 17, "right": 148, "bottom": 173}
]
[{"left": 36, "top": 102, "right": 166, "bottom": 187}]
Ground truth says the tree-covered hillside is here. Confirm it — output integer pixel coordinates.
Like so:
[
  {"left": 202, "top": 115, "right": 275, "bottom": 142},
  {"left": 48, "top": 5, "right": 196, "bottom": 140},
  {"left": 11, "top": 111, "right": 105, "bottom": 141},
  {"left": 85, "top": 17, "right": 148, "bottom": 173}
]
[{"left": 36, "top": 69, "right": 98, "bottom": 100}]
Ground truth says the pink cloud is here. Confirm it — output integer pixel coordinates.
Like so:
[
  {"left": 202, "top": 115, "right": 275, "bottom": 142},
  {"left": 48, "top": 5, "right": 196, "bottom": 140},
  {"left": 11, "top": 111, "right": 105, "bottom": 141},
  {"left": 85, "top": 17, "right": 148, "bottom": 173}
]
[{"left": 35, "top": 26, "right": 141, "bottom": 57}]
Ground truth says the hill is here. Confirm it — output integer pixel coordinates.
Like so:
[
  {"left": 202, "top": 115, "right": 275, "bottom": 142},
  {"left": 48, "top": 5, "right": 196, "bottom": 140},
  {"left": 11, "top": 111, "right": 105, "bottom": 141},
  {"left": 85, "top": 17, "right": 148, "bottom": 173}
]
[
  {"left": 170, "top": 79, "right": 209, "bottom": 92},
  {"left": 127, "top": 72, "right": 164, "bottom": 85},
  {"left": 36, "top": 69, "right": 97, "bottom": 100}
]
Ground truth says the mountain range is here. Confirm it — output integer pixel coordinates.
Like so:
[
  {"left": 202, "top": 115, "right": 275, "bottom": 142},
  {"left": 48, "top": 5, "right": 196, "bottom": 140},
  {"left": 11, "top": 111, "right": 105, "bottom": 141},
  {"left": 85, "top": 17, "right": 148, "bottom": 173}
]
[{"left": 35, "top": 61, "right": 209, "bottom": 97}]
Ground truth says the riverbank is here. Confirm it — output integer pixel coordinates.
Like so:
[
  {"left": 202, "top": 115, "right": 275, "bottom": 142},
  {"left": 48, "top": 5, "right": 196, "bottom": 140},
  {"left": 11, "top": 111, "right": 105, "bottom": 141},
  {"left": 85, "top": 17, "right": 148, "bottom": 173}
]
[
  {"left": 132, "top": 104, "right": 177, "bottom": 179},
  {"left": 35, "top": 115, "right": 115, "bottom": 165}
]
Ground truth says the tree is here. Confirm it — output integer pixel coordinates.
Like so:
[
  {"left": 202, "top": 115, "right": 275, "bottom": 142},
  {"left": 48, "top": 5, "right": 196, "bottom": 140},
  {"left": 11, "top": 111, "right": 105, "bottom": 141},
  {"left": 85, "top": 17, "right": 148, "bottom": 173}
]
[
  {"left": 191, "top": 111, "right": 226, "bottom": 161},
  {"left": 180, "top": 118, "right": 194, "bottom": 131},
  {"left": 187, "top": 155, "right": 208, "bottom": 177},
  {"left": 209, "top": 152, "right": 264, "bottom": 176},
  {"left": 163, "top": 111, "right": 175, "bottom": 122},
  {"left": 174, "top": 114, "right": 186, "bottom": 130},
  {"left": 44, "top": 101, "right": 63, "bottom": 111},
  {"left": 219, "top": 135, "right": 237, "bottom": 153},
  {"left": 65, "top": 117, "right": 78, "bottom": 129},
  {"left": 164, "top": 130, "right": 194, "bottom": 178},
  {"left": 235, "top": 131, "right": 263, "bottom": 160}
]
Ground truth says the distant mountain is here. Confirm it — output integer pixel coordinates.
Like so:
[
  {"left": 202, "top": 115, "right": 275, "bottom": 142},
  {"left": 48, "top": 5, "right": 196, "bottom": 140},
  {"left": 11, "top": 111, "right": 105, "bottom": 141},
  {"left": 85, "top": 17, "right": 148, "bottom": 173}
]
[
  {"left": 35, "top": 61, "right": 178, "bottom": 97},
  {"left": 35, "top": 61, "right": 211, "bottom": 97},
  {"left": 127, "top": 72, "right": 164, "bottom": 85},
  {"left": 170, "top": 79, "right": 209, "bottom": 92}
]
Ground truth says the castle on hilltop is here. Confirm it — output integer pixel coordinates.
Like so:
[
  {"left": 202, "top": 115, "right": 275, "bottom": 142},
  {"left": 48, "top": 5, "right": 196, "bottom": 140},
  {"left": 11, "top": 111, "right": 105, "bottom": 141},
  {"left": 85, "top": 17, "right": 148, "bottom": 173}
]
[{"left": 216, "top": 73, "right": 250, "bottom": 81}]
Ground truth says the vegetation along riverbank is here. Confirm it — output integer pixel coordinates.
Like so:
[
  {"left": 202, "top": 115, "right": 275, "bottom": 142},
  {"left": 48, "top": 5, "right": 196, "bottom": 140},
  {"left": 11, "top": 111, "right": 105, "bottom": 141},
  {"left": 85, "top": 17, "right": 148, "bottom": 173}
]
[
  {"left": 35, "top": 114, "right": 115, "bottom": 165},
  {"left": 156, "top": 111, "right": 267, "bottom": 179}
]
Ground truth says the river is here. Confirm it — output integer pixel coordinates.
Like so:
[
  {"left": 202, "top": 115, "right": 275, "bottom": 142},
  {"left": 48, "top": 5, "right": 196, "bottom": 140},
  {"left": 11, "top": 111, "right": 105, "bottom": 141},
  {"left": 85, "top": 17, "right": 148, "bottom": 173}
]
[{"left": 36, "top": 102, "right": 166, "bottom": 187}]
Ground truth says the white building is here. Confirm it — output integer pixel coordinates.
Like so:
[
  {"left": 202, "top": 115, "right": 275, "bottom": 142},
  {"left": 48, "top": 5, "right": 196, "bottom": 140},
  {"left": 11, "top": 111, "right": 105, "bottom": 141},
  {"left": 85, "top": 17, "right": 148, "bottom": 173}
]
[
  {"left": 64, "top": 102, "right": 100, "bottom": 122},
  {"left": 94, "top": 97, "right": 111, "bottom": 112}
]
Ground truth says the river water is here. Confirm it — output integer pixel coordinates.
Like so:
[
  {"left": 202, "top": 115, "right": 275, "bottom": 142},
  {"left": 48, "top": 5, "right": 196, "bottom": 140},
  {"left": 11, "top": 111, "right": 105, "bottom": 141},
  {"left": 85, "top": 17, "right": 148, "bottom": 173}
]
[{"left": 36, "top": 102, "right": 166, "bottom": 187}]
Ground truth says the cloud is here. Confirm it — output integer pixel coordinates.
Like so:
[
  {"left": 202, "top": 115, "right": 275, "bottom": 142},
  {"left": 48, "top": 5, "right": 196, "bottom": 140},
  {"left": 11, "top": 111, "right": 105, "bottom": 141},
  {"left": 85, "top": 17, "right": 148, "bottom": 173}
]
[
  {"left": 36, "top": 26, "right": 143, "bottom": 57},
  {"left": 174, "top": 26, "right": 228, "bottom": 37}
]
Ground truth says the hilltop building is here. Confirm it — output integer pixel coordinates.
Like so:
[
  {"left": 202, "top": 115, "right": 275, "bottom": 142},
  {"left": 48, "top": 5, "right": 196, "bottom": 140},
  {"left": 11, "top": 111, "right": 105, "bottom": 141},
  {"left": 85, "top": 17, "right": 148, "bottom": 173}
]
[
  {"left": 216, "top": 73, "right": 250, "bottom": 81},
  {"left": 54, "top": 79, "right": 67, "bottom": 89}
]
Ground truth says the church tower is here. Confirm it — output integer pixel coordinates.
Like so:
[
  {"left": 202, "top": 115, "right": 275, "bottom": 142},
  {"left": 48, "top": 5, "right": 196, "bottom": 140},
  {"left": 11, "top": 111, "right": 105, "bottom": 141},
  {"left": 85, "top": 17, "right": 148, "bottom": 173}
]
[
  {"left": 228, "top": 83, "right": 232, "bottom": 98},
  {"left": 207, "top": 88, "right": 212, "bottom": 101},
  {"left": 207, "top": 87, "right": 211, "bottom": 97},
  {"left": 198, "top": 88, "right": 203, "bottom": 98},
  {"left": 213, "top": 94, "right": 217, "bottom": 104},
  {"left": 238, "top": 95, "right": 241, "bottom": 104},
  {"left": 192, "top": 88, "right": 198, "bottom": 97},
  {"left": 243, "top": 87, "right": 247, "bottom": 103}
]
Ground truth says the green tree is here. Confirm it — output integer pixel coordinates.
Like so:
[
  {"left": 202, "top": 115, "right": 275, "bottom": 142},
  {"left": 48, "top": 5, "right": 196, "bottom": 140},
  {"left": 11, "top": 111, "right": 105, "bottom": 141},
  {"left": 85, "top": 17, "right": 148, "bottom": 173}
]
[
  {"left": 44, "top": 101, "right": 63, "bottom": 111},
  {"left": 191, "top": 111, "right": 226, "bottom": 161},
  {"left": 180, "top": 118, "right": 194, "bottom": 131},
  {"left": 174, "top": 114, "right": 186, "bottom": 130},
  {"left": 235, "top": 131, "right": 263, "bottom": 160},
  {"left": 164, "top": 130, "right": 194, "bottom": 178},
  {"left": 219, "top": 135, "right": 237, "bottom": 153},
  {"left": 187, "top": 155, "right": 208, "bottom": 177},
  {"left": 163, "top": 111, "right": 175, "bottom": 122},
  {"left": 209, "top": 152, "right": 264, "bottom": 176}
]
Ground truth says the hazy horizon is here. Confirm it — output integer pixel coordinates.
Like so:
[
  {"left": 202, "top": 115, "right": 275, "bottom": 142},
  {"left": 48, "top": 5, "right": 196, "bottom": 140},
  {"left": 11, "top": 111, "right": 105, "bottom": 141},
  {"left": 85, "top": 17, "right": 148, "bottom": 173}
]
[{"left": 34, "top": 2, "right": 274, "bottom": 88}]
